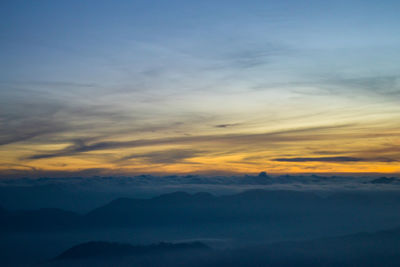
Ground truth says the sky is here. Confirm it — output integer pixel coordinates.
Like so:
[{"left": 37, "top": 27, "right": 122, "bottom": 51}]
[{"left": 1, "top": 0, "right": 400, "bottom": 176}]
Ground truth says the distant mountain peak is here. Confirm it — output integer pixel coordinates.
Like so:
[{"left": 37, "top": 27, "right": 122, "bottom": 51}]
[
  {"left": 371, "top": 177, "right": 399, "bottom": 184},
  {"left": 152, "top": 191, "right": 192, "bottom": 201}
]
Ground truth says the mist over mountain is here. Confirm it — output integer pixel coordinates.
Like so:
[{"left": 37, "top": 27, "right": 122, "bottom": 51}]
[
  {"left": 2, "top": 189, "right": 400, "bottom": 236},
  {"left": 45, "top": 227, "right": 400, "bottom": 267},
  {"left": 3, "top": 0, "right": 400, "bottom": 266},
  {"left": 1, "top": 173, "right": 399, "bottom": 212},
  {"left": 2, "top": 186, "right": 400, "bottom": 266},
  {"left": 370, "top": 177, "right": 400, "bottom": 184}
]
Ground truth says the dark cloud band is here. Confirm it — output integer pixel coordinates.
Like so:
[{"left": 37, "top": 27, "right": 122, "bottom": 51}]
[{"left": 273, "top": 157, "right": 397, "bottom": 163}]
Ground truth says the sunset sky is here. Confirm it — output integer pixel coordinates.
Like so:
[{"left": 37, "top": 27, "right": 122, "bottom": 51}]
[{"left": 1, "top": 0, "right": 400, "bottom": 176}]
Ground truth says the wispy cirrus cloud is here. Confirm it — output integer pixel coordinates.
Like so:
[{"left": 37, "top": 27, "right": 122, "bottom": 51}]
[
  {"left": 214, "top": 123, "right": 241, "bottom": 128},
  {"left": 119, "top": 149, "right": 203, "bottom": 164},
  {"left": 25, "top": 123, "right": 356, "bottom": 160},
  {"left": 273, "top": 157, "right": 398, "bottom": 163}
]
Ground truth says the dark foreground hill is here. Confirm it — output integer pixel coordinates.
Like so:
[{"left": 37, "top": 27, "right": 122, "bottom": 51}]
[{"left": 48, "top": 227, "right": 400, "bottom": 267}]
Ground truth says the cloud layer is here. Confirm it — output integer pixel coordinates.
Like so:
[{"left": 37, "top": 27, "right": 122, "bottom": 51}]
[{"left": 1, "top": 1, "right": 400, "bottom": 176}]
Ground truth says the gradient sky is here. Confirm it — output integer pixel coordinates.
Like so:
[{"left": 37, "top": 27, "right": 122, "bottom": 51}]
[{"left": 1, "top": 0, "right": 400, "bottom": 176}]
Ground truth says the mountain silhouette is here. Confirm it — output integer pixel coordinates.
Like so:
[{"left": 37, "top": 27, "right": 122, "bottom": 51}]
[
  {"left": 0, "top": 208, "right": 80, "bottom": 231},
  {"left": 50, "top": 227, "right": 400, "bottom": 266},
  {"left": 83, "top": 189, "right": 322, "bottom": 227},
  {"left": 2, "top": 189, "right": 400, "bottom": 233}
]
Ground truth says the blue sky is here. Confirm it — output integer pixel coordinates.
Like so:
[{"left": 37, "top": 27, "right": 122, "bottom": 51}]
[{"left": 1, "top": 0, "right": 400, "bottom": 175}]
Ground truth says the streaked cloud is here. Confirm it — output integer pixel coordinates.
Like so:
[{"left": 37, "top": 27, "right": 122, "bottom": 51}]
[
  {"left": 24, "top": 123, "right": 356, "bottom": 160},
  {"left": 273, "top": 157, "right": 397, "bottom": 163},
  {"left": 214, "top": 123, "right": 241, "bottom": 128},
  {"left": 1, "top": 1, "right": 400, "bottom": 176},
  {"left": 119, "top": 149, "right": 203, "bottom": 164}
]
